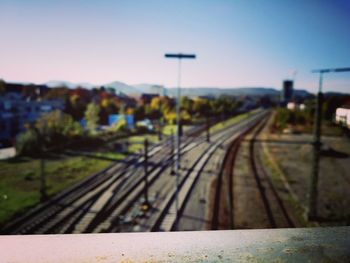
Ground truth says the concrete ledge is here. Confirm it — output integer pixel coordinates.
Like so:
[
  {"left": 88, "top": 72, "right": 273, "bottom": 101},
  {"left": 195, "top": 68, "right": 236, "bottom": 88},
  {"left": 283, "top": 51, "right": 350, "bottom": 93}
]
[{"left": 1, "top": 227, "right": 349, "bottom": 262}]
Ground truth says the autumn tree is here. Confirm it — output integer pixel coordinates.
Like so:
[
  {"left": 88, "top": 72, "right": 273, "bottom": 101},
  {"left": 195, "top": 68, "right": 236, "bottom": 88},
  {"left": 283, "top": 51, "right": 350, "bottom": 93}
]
[
  {"left": 99, "top": 98, "right": 120, "bottom": 124},
  {"left": 193, "top": 98, "right": 210, "bottom": 117},
  {"left": 16, "top": 110, "right": 83, "bottom": 156},
  {"left": 85, "top": 103, "right": 100, "bottom": 134},
  {"left": 134, "top": 105, "right": 146, "bottom": 121}
]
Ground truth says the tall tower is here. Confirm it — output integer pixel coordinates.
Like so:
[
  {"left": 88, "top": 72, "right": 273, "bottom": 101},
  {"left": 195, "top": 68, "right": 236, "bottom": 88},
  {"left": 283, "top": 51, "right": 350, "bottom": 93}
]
[{"left": 281, "top": 80, "right": 293, "bottom": 105}]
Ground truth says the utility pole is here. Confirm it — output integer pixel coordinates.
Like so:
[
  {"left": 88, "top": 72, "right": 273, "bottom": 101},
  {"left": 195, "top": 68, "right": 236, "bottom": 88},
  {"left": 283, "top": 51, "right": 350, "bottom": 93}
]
[
  {"left": 39, "top": 157, "right": 47, "bottom": 202},
  {"left": 160, "top": 95, "right": 164, "bottom": 142},
  {"left": 165, "top": 53, "right": 196, "bottom": 230},
  {"left": 206, "top": 115, "right": 210, "bottom": 142},
  {"left": 170, "top": 129, "right": 175, "bottom": 175},
  {"left": 158, "top": 120, "right": 163, "bottom": 141},
  {"left": 308, "top": 67, "right": 350, "bottom": 220},
  {"left": 308, "top": 72, "right": 323, "bottom": 219},
  {"left": 143, "top": 138, "right": 149, "bottom": 209},
  {"left": 33, "top": 126, "right": 47, "bottom": 202}
]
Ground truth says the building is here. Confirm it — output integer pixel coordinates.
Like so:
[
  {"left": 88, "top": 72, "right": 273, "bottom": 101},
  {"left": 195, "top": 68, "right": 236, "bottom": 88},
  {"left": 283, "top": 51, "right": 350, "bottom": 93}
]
[
  {"left": 0, "top": 91, "right": 64, "bottom": 145},
  {"left": 335, "top": 107, "right": 350, "bottom": 128},
  {"left": 281, "top": 80, "right": 294, "bottom": 105},
  {"left": 287, "top": 102, "right": 306, "bottom": 111}
]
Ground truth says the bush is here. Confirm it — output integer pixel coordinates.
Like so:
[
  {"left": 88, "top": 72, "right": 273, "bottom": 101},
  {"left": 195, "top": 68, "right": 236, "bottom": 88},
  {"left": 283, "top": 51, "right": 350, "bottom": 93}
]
[
  {"left": 16, "top": 130, "right": 41, "bottom": 157},
  {"left": 273, "top": 107, "right": 313, "bottom": 133}
]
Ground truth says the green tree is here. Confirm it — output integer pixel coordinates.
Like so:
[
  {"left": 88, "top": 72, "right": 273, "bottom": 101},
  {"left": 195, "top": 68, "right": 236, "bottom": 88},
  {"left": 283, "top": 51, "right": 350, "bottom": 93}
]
[
  {"left": 193, "top": 98, "right": 210, "bottom": 117},
  {"left": 181, "top": 96, "right": 194, "bottom": 114},
  {"left": 16, "top": 129, "right": 41, "bottom": 156},
  {"left": 85, "top": 103, "right": 100, "bottom": 134},
  {"left": 16, "top": 110, "right": 83, "bottom": 156}
]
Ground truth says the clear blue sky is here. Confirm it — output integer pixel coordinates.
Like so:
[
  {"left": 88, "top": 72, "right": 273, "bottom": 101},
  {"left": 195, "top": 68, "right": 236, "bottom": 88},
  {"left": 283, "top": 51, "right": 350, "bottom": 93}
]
[{"left": 1, "top": 0, "right": 349, "bottom": 93}]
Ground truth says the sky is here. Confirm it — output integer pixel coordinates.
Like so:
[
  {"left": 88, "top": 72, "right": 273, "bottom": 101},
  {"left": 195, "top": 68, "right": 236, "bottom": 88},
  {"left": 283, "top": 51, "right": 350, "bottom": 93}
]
[{"left": 0, "top": 0, "right": 350, "bottom": 93}]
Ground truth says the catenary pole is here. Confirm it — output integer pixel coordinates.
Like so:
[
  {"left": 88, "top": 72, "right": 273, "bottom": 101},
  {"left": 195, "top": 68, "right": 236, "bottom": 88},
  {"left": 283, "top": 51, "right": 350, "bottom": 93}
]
[{"left": 164, "top": 53, "right": 196, "bottom": 230}]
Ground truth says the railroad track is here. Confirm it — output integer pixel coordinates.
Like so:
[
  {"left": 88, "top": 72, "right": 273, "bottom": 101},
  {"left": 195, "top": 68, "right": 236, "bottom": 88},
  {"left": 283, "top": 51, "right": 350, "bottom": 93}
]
[
  {"left": 148, "top": 111, "right": 268, "bottom": 232},
  {"left": 80, "top": 111, "right": 268, "bottom": 233},
  {"left": 2, "top": 111, "right": 267, "bottom": 234},
  {"left": 1, "top": 119, "right": 231, "bottom": 234},
  {"left": 211, "top": 111, "right": 295, "bottom": 229},
  {"left": 210, "top": 113, "right": 267, "bottom": 230},
  {"left": 89, "top": 112, "right": 267, "bottom": 233},
  {"left": 249, "top": 117, "right": 295, "bottom": 228},
  {"left": 2, "top": 133, "right": 199, "bottom": 234},
  {"left": 210, "top": 111, "right": 295, "bottom": 229}
]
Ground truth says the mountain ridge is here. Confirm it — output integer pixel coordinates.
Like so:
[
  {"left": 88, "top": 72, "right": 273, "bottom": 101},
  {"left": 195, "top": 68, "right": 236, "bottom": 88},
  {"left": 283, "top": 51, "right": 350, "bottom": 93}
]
[{"left": 43, "top": 80, "right": 317, "bottom": 97}]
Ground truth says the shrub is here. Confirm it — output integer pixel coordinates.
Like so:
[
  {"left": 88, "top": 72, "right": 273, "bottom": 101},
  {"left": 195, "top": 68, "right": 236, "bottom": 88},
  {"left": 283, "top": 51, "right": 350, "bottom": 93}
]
[{"left": 16, "top": 130, "right": 41, "bottom": 157}]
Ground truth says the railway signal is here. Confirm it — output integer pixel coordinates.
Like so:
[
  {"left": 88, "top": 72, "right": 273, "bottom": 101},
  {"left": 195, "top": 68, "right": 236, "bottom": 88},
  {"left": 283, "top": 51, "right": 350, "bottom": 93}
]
[
  {"left": 164, "top": 52, "right": 196, "bottom": 229},
  {"left": 308, "top": 67, "right": 350, "bottom": 220}
]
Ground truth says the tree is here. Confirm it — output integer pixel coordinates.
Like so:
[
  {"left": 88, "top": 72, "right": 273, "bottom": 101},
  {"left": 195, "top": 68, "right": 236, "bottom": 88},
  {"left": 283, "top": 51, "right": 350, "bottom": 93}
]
[
  {"left": 164, "top": 110, "right": 176, "bottom": 124},
  {"left": 85, "top": 103, "right": 100, "bottom": 134},
  {"left": 193, "top": 98, "right": 210, "bottom": 117},
  {"left": 16, "top": 129, "right": 41, "bottom": 157},
  {"left": 134, "top": 105, "right": 146, "bottom": 121},
  {"left": 0, "top": 79, "right": 6, "bottom": 95},
  {"left": 150, "top": 97, "right": 161, "bottom": 111},
  {"left": 100, "top": 98, "right": 119, "bottom": 124},
  {"left": 181, "top": 96, "right": 194, "bottom": 114},
  {"left": 16, "top": 110, "right": 83, "bottom": 156}
]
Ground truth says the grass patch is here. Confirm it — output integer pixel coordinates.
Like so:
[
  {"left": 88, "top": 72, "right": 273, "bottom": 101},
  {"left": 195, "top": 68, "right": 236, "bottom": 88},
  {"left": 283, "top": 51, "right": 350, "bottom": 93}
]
[
  {"left": 0, "top": 132, "right": 162, "bottom": 226},
  {"left": 162, "top": 125, "right": 177, "bottom": 136},
  {"left": 128, "top": 134, "right": 158, "bottom": 145},
  {"left": 94, "top": 152, "right": 126, "bottom": 160},
  {"left": 162, "top": 124, "right": 191, "bottom": 136},
  {"left": 0, "top": 156, "right": 110, "bottom": 226},
  {"left": 127, "top": 134, "right": 158, "bottom": 153}
]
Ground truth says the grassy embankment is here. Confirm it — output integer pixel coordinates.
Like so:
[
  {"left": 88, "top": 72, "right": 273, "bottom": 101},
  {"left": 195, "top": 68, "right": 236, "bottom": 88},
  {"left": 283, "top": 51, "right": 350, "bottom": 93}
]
[
  {"left": 0, "top": 134, "right": 158, "bottom": 226},
  {"left": 209, "top": 109, "right": 260, "bottom": 133},
  {"left": 0, "top": 156, "right": 110, "bottom": 226}
]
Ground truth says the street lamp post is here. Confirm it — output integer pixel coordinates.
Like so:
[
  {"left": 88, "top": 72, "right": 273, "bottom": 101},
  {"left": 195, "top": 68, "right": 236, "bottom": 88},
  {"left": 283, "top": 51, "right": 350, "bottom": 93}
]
[
  {"left": 165, "top": 53, "right": 196, "bottom": 229},
  {"left": 308, "top": 67, "right": 350, "bottom": 220}
]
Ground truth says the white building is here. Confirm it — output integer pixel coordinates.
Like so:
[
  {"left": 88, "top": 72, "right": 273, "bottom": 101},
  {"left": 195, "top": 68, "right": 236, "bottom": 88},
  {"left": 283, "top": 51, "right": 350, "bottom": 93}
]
[
  {"left": 287, "top": 102, "right": 306, "bottom": 111},
  {"left": 335, "top": 107, "right": 350, "bottom": 128}
]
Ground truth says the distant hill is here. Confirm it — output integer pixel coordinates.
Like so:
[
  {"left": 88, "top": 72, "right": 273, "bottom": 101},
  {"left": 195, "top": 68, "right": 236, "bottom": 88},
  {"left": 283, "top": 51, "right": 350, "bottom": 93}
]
[
  {"left": 46, "top": 80, "right": 141, "bottom": 95},
  {"left": 43, "top": 80, "right": 315, "bottom": 98},
  {"left": 294, "top": 89, "right": 312, "bottom": 98},
  {"left": 104, "top": 81, "right": 141, "bottom": 95},
  {"left": 133, "top": 84, "right": 156, "bottom": 94},
  {"left": 324, "top": 91, "right": 350, "bottom": 97},
  {"left": 166, "top": 87, "right": 280, "bottom": 97}
]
